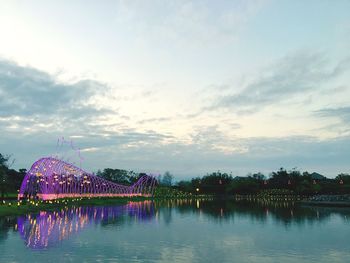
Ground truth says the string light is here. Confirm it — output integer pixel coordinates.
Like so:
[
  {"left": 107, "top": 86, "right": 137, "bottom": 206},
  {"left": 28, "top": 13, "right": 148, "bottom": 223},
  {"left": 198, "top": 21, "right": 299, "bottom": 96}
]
[{"left": 18, "top": 157, "right": 156, "bottom": 201}]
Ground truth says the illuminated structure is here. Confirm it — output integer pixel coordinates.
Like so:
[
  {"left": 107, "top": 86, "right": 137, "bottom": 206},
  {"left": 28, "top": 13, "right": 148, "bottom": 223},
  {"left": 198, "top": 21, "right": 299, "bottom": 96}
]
[{"left": 18, "top": 157, "right": 157, "bottom": 200}]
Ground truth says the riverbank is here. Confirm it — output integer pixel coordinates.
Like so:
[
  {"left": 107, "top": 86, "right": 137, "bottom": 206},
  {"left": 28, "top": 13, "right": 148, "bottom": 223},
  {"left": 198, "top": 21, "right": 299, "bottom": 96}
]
[
  {"left": 0, "top": 196, "right": 150, "bottom": 217},
  {"left": 234, "top": 193, "right": 350, "bottom": 207},
  {"left": 2, "top": 193, "right": 350, "bottom": 217},
  {"left": 0, "top": 191, "right": 215, "bottom": 217},
  {"left": 300, "top": 201, "right": 350, "bottom": 207},
  {"left": 299, "top": 194, "right": 350, "bottom": 207}
]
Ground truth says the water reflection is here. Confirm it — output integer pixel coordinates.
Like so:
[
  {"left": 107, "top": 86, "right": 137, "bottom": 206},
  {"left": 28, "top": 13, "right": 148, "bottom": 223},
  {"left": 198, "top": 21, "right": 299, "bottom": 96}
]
[
  {"left": 0, "top": 199, "right": 350, "bottom": 251},
  {"left": 17, "top": 201, "right": 155, "bottom": 249},
  {"left": 155, "top": 199, "right": 350, "bottom": 226},
  {"left": 0, "top": 217, "right": 17, "bottom": 244}
]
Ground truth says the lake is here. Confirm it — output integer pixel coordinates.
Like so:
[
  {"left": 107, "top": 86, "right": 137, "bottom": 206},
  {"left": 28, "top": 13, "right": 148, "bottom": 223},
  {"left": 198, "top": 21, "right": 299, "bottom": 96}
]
[{"left": 0, "top": 199, "right": 349, "bottom": 262}]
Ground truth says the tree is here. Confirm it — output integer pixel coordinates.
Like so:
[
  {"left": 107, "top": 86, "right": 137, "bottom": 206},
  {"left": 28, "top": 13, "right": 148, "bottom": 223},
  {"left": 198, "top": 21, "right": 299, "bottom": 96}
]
[
  {"left": 161, "top": 171, "right": 174, "bottom": 187},
  {"left": 195, "top": 171, "right": 233, "bottom": 194},
  {"left": 336, "top": 173, "right": 350, "bottom": 183},
  {"left": 96, "top": 168, "right": 144, "bottom": 185},
  {"left": 252, "top": 172, "right": 265, "bottom": 181},
  {"left": 177, "top": 180, "right": 192, "bottom": 192},
  {"left": 269, "top": 168, "right": 290, "bottom": 188},
  {"left": 97, "top": 168, "right": 131, "bottom": 185},
  {"left": 128, "top": 171, "right": 142, "bottom": 184},
  {"left": 228, "top": 177, "right": 260, "bottom": 194},
  {"left": 0, "top": 154, "right": 10, "bottom": 198}
]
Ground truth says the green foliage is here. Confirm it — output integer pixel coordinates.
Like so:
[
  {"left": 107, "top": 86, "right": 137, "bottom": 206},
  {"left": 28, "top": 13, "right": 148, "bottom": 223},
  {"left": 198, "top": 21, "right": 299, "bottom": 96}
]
[
  {"left": 159, "top": 171, "right": 174, "bottom": 186},
  {"left": 0, "top": 154, "right": 7, "bottom": 198},
  {"left": 154, "top": 186, "right": 192, "bottom": 198},
  {"left": 176, "top": 168, "right": 350, "bottom": 196},
  {"left": 96, "top": 168, "right": 141, "bottom": 185},
  {"left": 177, "top": 180, "right": 192, "bottom": 192},
  {"left": 336, "top": 173, "right": 350, "bottom": 183},
  {"left": 228, "top": 178, "right": 260, "bottom": 194},
  {"left": 0, "top": 154, "right": 26, "bottom": 198},
  {"left": 258, "top": 189, "right": 294, "bottom": 196},
  {"left": 179, "top": 171, "right": 233, "bottom": 195}
]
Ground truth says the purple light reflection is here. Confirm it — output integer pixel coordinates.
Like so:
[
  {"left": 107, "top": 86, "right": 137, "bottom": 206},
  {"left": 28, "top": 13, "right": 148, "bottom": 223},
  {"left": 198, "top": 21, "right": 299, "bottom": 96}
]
[{"left": 17, "top": 201, "right": 155, "bottom": 249}]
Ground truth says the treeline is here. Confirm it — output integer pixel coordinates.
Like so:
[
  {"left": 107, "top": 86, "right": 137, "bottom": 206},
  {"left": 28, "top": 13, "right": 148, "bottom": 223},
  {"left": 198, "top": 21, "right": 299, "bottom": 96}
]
[
  {"left": 175, "top": 169, "right": 350, "bottom": 195},
  {"left": 0, "top": 154, "right": 27, "bottom": 197},
  {"left": 95, "top": 168, "right": 144, "bottom": 185},
  {"left": 1, "top": 152, "right": 350, "bottom": 197}
]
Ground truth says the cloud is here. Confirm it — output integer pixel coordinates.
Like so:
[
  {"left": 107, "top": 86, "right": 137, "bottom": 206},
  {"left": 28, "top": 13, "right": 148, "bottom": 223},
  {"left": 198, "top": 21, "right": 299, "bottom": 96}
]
[
  {"left": 137, "top": 117, "right": 172, "bottom": 125},
  {"left": 0, "top": 57, "right": 177, "bottom": 170},
  {"left": 115, "top": 0, "right": 266, "bottom": 46},
  {"left": 0, "top": 58, "right": 349, "bottom": 179},
  {"left": 205, "top": 51, "right": 350, "bottom": 114},
  {"left": 0, "top": 58, "right": 125, "bottom": 140},
  {"left": 1, "top": 115, "right": 349, "bottom": 178},
  {"left": 315, "top": 106, "right": 350, "bottom": 123},
  {"left": 118, "top": 134, "right": 350, "bottom": 178},
  {"left": 0, "top": 59, "right": 113, "bottom": 119},
  {"left": 0, "top": 59, "right": 177, "bottom": 168},
  {"left": 189, "top": 125, "right": 244, "bottom": 154},
  {"left": 80, "top": 147, "right": 100, "bottom": 153}
]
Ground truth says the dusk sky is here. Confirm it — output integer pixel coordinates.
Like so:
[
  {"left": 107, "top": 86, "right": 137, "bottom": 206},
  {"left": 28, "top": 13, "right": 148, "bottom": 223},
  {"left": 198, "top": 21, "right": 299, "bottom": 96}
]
[{"left": 0, "top": 0, "right": 350, "bottom": 179}]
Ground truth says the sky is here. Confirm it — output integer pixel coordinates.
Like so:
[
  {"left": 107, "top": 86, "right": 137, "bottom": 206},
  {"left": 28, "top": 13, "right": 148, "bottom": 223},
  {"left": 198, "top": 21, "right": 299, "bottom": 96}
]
[{"left": 0, "top": 0, "right": 350, "bottom": 179}]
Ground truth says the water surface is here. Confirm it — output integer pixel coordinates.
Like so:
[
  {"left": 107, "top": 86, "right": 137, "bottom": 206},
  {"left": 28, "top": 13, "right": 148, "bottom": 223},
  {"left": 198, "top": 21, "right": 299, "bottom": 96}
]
[{"left": 0, "top": 199, "right": 349, "bottom": 262}]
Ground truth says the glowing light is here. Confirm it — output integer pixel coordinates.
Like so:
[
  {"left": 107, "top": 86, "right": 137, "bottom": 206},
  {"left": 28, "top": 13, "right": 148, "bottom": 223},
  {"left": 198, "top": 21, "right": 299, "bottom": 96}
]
[
  {"left": 18, "top": 157, "right": 157, "bottom": 200},
  {"left": 17, "top": 202, "right": 155, "bottom": 249}
]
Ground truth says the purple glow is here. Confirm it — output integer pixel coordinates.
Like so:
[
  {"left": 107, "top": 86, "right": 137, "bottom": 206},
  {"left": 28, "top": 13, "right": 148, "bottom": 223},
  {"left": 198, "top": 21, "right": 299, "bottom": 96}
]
[
  {"left": 18, "top": 157, "right": 157, "bottom": 200},
  {"left": 17, "top": 201, "right": 155, "bottom": 249}
]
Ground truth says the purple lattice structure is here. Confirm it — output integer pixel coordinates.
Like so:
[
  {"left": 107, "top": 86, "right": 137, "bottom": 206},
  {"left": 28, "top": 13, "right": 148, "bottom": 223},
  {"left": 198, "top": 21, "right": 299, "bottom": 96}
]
[{"left": 18, "top": 157, "right": 157, "bottom": 200}]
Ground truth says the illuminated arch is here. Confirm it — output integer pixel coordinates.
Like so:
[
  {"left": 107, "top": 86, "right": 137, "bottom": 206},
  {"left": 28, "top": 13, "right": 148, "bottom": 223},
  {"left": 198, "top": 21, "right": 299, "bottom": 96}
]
[{"left": 18, "top": 157, "right": 157, "bottom": 200}]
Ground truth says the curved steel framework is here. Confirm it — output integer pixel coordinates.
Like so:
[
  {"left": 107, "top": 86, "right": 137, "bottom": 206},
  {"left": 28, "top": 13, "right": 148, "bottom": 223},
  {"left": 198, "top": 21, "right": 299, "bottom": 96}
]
[{"left": 18, "top": 157, "right": 157, "bottom": 200}]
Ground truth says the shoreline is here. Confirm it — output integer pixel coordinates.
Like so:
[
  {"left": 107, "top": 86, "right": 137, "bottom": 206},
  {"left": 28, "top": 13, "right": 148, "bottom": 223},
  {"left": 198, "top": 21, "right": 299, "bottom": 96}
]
[
  {"left": 0, "top": 195, "right": 212, "bottom": 217},
  {"left": 0, "top": 196, "right": 150, "bottom": 217},
  {"left": 2, "top": 193, "right": 350, "bottom": 217},
  {"left": 299, "top": 201, "right": 350, "bottom": 207}
]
